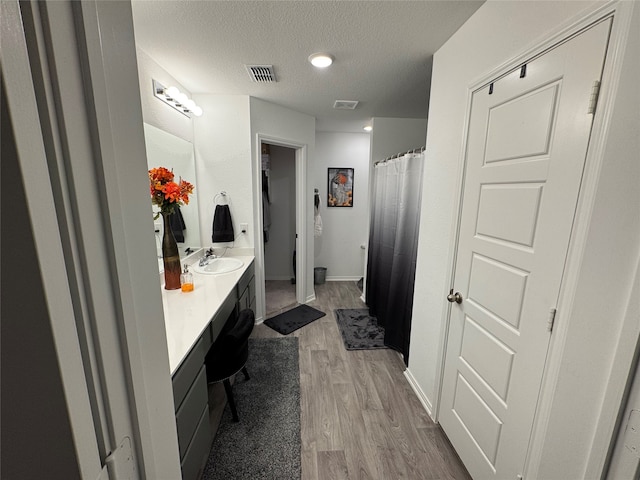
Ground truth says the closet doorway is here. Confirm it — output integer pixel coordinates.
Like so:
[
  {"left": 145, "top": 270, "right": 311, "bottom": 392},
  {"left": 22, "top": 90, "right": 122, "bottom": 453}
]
[{"left": 259, "top": 140, "right": 305, "bottom": 319}]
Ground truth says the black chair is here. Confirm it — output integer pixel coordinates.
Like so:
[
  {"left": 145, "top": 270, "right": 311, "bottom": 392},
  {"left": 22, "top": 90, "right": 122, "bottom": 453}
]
[{"left": 205, "top": 309, "right": 255, "bottom": 422}]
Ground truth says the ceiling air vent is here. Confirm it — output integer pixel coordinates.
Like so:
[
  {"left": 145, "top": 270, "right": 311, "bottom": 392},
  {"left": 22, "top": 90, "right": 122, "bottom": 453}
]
[
  {"left": 245, "top": 65, "right": 277, "bottom": 83},
  {"left": 333, "top": 100, "right": 359, "bottom": 110}
]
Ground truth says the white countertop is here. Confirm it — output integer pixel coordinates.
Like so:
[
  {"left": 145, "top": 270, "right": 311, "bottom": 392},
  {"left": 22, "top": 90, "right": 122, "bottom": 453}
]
[{"left": 160, "top": 255, "right": 255, "bottom": 375}]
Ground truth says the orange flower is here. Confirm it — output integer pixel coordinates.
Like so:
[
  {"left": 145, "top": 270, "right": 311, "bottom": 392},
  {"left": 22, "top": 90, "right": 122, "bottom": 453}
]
[
  {"left": 179, "top": 179, "right": 194, "bottom": 204},
  {"left": 162, "top": 181, "right": 181, "bottom": 202},
  {"left": 148, "top": 167, "right": 194, "bottom": 216}
]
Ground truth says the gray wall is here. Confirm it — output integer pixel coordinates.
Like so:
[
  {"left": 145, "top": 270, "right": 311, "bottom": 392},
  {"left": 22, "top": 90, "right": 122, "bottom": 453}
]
[{"left": 314, "top": 132, "right": 371, "bottom": 280}]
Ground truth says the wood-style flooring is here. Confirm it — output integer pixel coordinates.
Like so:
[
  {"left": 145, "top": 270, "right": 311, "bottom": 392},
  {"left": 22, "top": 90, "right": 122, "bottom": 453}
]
[
  {"left": 265, "top": 280, "right": 297, "bottom": 317},
  {"left": 210, "top": 281, "right": 471, "bottom": 479}
]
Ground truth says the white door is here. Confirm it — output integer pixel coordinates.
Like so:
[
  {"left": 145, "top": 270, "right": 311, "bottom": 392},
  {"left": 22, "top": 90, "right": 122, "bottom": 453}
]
[{"left": 439, "top": 19, "right": 611, "bottom": 479}]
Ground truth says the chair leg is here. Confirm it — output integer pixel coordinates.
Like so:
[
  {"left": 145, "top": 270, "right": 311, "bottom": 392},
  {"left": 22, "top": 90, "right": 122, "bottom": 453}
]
[
  {"left": 223, "top": 379, "right": 239, "bottom": 422},
  {"left": 242, "top": 366, "right": 250, "bottom": 381}
]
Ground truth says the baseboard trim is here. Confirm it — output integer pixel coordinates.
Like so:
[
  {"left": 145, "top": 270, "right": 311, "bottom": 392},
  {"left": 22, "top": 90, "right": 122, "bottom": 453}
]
[
  {"left": 326, "top": 276, "right": 361, "bottom": 282},
  {"left": 404, "top": 368, "right": 434, "bottom": 420}
]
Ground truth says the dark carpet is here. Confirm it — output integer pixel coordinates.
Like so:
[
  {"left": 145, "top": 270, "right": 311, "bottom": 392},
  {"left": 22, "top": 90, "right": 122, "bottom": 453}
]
[
  {"left": 264, "top": 304, "right": 326, "bottom": 335},
  {"left": 201, "top": 337, "right": 300, "bottom": 480},
  {"left": 335, "top": 309, "right": 388, "bottom": 350}
]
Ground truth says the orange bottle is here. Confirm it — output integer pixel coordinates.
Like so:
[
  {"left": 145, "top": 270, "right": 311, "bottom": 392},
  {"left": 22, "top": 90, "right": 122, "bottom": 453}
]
[{"left": 180, "top": 265, "right": 194, "bottom": 292}]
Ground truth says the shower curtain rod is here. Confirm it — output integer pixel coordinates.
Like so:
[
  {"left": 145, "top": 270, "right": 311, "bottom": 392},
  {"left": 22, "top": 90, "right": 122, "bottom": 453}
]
[{"left": 375, "top": 146, "right": 425, "bottom": 166}]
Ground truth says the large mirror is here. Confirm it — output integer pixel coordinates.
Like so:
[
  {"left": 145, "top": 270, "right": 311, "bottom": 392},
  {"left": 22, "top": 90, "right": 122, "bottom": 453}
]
[{"left": 144, "top": 123, "right": 201, "bottom": 259}]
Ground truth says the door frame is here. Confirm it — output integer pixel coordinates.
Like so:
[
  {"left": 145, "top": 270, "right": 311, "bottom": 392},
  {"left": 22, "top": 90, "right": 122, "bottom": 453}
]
[
  {"left": 432, "top": 1, "right": 637, "bottom": 478},
  {"left": 2, "top": 1, "right": 182, "bottom": 478},
  {"left": 1, "top": 3, "right": 102, "bottom": 477},
  {"left": 254, "top": 134, "right": 308, "bottom": 321}
]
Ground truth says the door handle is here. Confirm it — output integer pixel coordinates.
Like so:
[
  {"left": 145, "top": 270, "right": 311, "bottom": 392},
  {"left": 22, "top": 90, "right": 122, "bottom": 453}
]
[{"left": 447, "top": 289, "right": 463, "bottom": 304}]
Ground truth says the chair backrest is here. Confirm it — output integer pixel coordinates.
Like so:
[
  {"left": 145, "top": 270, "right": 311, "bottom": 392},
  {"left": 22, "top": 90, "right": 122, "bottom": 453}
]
[
  {"left": 209, "top": 309, "right": 255, "bottom": 361},
  {"left": 225, "top": 309, "right": 255, "bottom": 348}
]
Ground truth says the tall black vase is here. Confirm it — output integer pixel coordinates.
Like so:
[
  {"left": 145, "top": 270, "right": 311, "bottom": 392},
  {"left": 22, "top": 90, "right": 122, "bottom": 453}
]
[{"left": 162, "top": 212, "right": 181, "bottom": 290}]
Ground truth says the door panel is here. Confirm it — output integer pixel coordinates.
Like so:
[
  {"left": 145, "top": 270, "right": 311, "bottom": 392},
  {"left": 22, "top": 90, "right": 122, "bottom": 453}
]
[
  {"left": 440, "top": 19, "right": 611, "bottom": 479},
  {"left": 485, "top": 83, "right": 559, "bottom": 163},
  {"left": 460, "top": 315, "right": 515, "bottom": 401},
  {"left": 476, "top": 183, "right": 544, "bottom": 247}
]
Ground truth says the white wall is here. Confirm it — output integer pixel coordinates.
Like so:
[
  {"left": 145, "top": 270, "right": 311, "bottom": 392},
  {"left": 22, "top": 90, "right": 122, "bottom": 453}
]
[
  {"left": 264, "top": 144, "right": 296, "bottom": 280},
  {"left": 370, "top": 117, "right": 427, "bottom": 163},
  {"left": 250, "top": 98, "right": 316, "bottom": 308},
  {"left": 314, "top": 132, "right": 370, "bottom": 280},
  {"left": 192, "top": 95, "right": 253, "bottom": 249},
  {"left": 408, "top": 1, "right": 640, "bottom": 477},
  {"left": 135, "top": 48, "right": 193, "bottom": 143}
]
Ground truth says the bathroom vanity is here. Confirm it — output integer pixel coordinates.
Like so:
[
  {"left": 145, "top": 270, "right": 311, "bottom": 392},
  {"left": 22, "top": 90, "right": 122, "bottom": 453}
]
[{"left": 160, "top": 254, "right": 255, "bottom": 480}]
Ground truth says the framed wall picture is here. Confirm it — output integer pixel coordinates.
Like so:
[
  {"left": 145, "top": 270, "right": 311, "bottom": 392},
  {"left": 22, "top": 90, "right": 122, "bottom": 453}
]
[{"left": 327, "top": 167, "right": 354, "bottom": 207}]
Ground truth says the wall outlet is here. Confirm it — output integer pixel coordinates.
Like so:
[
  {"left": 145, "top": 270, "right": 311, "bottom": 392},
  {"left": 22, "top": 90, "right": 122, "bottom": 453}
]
[{"left": 240, "top": 223, "right": 249, "bottom": 234}]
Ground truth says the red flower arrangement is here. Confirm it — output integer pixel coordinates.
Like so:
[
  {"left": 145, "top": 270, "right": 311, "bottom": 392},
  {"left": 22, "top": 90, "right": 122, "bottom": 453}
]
[{"left": 148, "top": 167, "right": 194, "bottom": 218}]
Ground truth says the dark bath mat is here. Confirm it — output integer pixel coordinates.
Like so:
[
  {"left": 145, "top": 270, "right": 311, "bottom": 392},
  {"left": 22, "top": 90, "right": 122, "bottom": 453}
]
[
  {"left": 335, "top": 308, "right": 388, "bottom": 350},
  {"left": 264, "top": 304, "right": 326, "bottom": 335}
]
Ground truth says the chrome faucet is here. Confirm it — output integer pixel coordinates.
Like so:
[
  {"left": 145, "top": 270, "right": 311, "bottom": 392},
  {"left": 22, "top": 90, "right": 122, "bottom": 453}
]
[{"left": 199, "top": 248, "right": 217, "bottom": 267}]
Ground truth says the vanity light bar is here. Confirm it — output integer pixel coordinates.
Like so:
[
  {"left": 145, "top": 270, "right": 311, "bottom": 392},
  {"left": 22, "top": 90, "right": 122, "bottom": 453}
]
[{"left": 153, "top": 79, "right": 203, "bottom": 117}]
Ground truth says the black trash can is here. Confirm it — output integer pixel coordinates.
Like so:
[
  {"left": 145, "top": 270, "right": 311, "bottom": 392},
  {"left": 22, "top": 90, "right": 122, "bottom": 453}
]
[{"left": 314, "top": 267, "right": 327, "bottom": 285}]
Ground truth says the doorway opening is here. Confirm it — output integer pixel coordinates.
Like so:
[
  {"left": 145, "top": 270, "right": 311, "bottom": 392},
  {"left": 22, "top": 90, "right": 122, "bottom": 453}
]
[
  {"left": 254, "top": 135, "right": 308, "bottom": 322},
  {"left": 262, "top": 143, "right": 298, "bottom": 317}
]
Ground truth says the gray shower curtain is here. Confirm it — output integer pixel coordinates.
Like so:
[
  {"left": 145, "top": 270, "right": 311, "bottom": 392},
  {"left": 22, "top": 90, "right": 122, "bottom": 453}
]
[{"left": 366, "top": 152, "right": 424, "bottom": 365}]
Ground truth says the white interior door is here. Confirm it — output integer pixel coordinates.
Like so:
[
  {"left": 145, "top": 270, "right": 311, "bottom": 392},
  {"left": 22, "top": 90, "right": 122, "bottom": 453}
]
[{"left": 439, "top": 19, "right": 611, "bottom": 479}]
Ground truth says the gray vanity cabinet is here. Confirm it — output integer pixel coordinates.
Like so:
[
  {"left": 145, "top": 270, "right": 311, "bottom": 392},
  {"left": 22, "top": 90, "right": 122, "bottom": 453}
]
[
  {"left": 237, "top": 261, "right": 255, "bottom": 313},
  {"left": 172, "top": 289, "right": 235, "bottom": 479},
  {"left": 171, "top": 259, "right": 255, "bottom": 480}
]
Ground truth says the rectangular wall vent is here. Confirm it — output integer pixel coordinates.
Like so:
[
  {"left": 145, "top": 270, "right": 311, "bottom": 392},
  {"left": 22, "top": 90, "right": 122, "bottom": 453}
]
[
  {"left": 333, "top": 100, "right": 359, "bottom": 110},
  {"left": 245, "top": 65, "right": 277, "bottom": 83}
]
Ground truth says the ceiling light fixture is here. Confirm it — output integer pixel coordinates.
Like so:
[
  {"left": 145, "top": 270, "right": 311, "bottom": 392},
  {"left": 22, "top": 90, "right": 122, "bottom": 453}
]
[
  {"left": 308, "top": 53, "right": 334, "bottom": 68},
  {"left": 363, "top": 125, "right": 373, "bottom": 132},
  {"left": 153, "top": 79, "right": 203, "bottom": 117}
]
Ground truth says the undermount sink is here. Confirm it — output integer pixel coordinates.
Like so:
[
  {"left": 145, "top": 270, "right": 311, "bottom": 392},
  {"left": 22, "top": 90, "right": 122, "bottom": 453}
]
[{"left": 193, "top": 257, "right": 243, "bottom": 275}]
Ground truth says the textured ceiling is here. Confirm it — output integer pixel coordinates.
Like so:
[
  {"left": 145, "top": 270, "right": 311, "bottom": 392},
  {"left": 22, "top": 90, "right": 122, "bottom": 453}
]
[{"left": 131, "top": 1, "right": 484, "bottom": 133}]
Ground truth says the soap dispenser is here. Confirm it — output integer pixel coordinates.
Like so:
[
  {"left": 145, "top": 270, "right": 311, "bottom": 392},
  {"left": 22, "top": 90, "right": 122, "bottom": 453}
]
[{"left": 181, "top": 265, "right": 194, "bottom": 292}]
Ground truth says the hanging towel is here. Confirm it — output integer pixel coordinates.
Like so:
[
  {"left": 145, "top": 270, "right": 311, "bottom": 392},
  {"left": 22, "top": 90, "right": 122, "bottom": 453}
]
[
  {"left": 169, "top": 206, "right": 186, "bottom": 243},
  {"left": 314, "top": 213, "right": 323, "bottom": 237},
  {"left": 262, "top": 171, "right": 271, "bottom": 243},
  {"left": 314, "top": 192, "right": 322, "bottom": 237},
  {"left": 212, "top": 204, "right": 234, "bottom": 242}
]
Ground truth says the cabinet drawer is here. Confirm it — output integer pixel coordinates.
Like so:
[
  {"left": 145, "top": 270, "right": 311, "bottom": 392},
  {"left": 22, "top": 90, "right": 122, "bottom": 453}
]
[
  {"left": 172, "top": 336, "right": 206, "bottom": 411},
  {"left": 180, "top": 406, "right": 212, "bottom": 480},
  {"left": 176, "top": 366, "right": 208, "bottom": 459}
]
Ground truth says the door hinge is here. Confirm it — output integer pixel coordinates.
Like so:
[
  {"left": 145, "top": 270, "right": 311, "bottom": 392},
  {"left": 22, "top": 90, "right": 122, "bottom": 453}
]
[
  {"left": 547, "top": 308, "right": 557, "bottom": 333},
  {"left": 587, "top": 80, "right": 601, "bottom": 114},
  {"left": 105, "top": 437, "right": 135, "bottom": 480}
]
